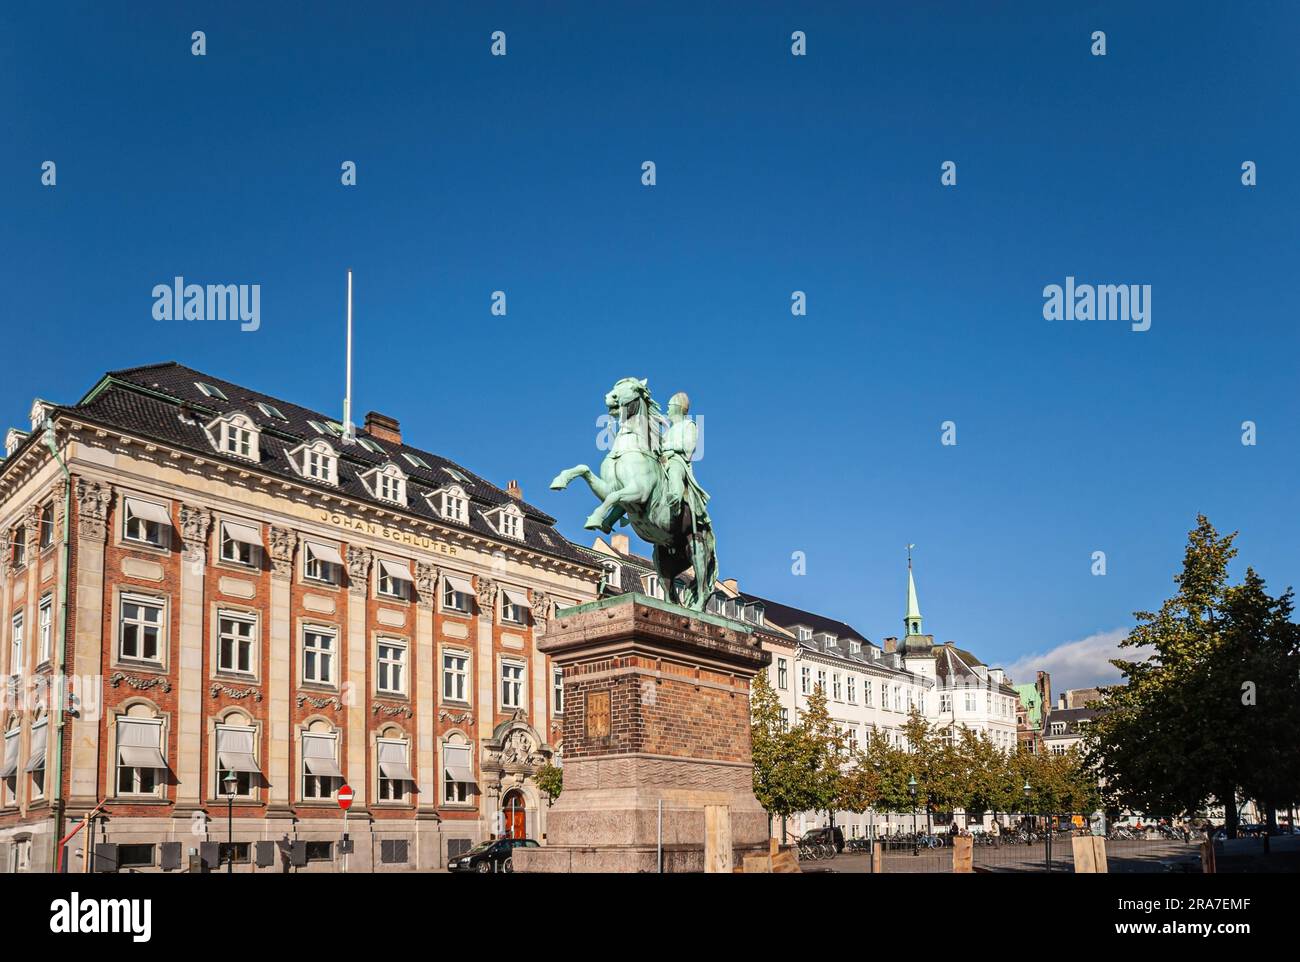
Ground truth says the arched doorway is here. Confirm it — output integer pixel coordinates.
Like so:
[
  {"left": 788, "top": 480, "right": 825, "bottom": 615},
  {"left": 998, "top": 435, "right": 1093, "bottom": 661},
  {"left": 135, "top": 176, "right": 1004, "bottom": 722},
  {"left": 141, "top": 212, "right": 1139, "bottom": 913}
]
[{"left": 502, "top": 789, "right": 527, "bottom": 840}]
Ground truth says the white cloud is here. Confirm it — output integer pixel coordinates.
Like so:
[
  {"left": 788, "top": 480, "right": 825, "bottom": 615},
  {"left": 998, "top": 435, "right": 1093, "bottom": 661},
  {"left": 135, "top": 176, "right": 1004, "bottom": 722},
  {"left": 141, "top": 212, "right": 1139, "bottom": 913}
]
[{"left": 1006, "top": 627, "right": 1138, "bottom": 691}]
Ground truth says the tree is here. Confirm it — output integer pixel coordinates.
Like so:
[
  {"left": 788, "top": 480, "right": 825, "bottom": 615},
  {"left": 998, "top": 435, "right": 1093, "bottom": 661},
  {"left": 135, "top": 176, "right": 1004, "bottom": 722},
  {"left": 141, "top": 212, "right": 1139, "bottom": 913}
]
[
  {"left": 1086, "top": 515, "right": 1300, "bottom": 837},
  {"left": 797, "top": 685, "right": 846, "bottom": 825},
  {"left": 750, "top": 670, "right": 816, "bottom": 835},
  {"left": 533, "top": 763, "right": 563, "bottom": 805}
]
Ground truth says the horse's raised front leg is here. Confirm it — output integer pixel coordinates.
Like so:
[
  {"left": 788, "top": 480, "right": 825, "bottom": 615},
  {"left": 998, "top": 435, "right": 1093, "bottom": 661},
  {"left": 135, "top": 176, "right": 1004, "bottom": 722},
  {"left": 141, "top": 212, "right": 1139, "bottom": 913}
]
[
  {"left": 584, "top": 477, "right": 651, "bottom": 531},
  {"left": 549, "top": 464, "right": 589, "bottom": 491}
]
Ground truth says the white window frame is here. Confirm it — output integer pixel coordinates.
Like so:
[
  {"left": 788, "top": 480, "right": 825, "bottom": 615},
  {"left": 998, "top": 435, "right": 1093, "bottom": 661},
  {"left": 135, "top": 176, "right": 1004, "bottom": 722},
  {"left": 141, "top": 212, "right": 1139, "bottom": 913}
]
[
  {"left": 303, "top": 543, "right": 340, "bottom": 585},
  {"left": 552, "top": 667, "right": 564, "bottom": 714},
  {"left": 115, "top": 718, "right": 164, "bottom": 797},
  {"left": 9, "top": 612, "right": 22, "bottom": 675},
  {"left": 441, "top": 577, "right": 471, "bottom": 614},
  {"left": 800, "top": 665, "right": 810, "bottom": 695},
  {"left": 123, "top": 498, "right": 168, "bottom": 547},
  {"left": 442, "top": 650, "right": 469, "bottom": 703},
  {"left": 118, "top": 595, "right": 165, "bottom": 665},
  {"left": 377, "top": 561, "right": 410, "bottom": 600},
  {"left": 497, "top": 504, "right": 524, "bottom": 540},
  {"left": 301, "top": 732, "right": 340, "bottom": 800},
  {"left": 37, "top": 595, "right": 52, "bottom": 665},
  {"left": 500, "top": 660, "right": 525, "bottom": 710},
  {"left": 217, "top": 611, "right": 258, "bottom": 676},
  {"left": 776, "top": 657, "right": 788, "bottom": 690},
  {"left": 376, "top": 638, "right": 407, "bottom": 696},
  {"left": 215, "top": 723, "right": 259, "bottom": 798},
  {"left": 846, "top": 675, "right": 856, "bottom": 704},
  {"left": 377, "top": 737, "right": 410, "bottom": 802},
  {"left": 442, "top": 734, "right": 473, "bottom": 805},
  {"left": 302, "top": 625, "right": 337, "bottom": 686},
  {"left": 219, "top": 520, "right": 261, "bottom": 567},
  {"left": 832, "top": 673, "right": 842, "bottom": 701},
  {"left": 221, "top": 421, "right": 255, "bottom": 459}
]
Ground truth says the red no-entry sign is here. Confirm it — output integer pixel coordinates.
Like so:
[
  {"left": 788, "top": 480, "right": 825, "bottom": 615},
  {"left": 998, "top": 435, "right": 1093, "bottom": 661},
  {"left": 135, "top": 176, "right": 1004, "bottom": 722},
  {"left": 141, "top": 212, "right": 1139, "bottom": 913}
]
[{"left": 338, "top": 785, "right": 354, "bottom": 810}]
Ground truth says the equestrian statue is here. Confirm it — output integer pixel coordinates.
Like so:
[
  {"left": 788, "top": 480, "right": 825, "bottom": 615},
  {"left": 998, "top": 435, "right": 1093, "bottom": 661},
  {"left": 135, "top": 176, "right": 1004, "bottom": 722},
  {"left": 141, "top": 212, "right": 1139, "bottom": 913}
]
[{"left": 550, "top": 378, "right": 718, "bottom": 612}]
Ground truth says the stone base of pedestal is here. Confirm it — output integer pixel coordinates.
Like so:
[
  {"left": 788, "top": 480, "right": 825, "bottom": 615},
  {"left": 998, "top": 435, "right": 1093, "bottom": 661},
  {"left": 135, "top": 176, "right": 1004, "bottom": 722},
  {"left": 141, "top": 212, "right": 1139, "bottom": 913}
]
[{"left": 511, "top": 593, "right": 771, "bottom": 874}]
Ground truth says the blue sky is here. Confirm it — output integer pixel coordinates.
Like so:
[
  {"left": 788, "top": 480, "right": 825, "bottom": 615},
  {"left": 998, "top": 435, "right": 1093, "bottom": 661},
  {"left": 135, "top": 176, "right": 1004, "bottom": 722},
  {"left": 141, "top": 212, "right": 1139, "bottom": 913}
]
[{"left": 3, "top": 2, "right": 1297, "bottom": 686}]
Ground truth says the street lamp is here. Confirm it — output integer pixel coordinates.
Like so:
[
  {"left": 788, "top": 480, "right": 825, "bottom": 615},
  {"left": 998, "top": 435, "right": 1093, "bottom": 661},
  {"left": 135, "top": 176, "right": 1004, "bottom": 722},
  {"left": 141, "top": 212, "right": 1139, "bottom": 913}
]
[
  {"left": 908, "top": 776, "right": 919, "bottom": 856},
  {"left": 222, "top": 770, "right": 238, "bottom": 875}
]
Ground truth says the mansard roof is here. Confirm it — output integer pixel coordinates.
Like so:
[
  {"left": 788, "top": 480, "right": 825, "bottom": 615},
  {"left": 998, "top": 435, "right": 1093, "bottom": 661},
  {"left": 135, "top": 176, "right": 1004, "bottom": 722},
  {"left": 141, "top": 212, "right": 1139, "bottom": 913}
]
[{"left": 15, "top": 361, "right": 594, "bottom": 569}]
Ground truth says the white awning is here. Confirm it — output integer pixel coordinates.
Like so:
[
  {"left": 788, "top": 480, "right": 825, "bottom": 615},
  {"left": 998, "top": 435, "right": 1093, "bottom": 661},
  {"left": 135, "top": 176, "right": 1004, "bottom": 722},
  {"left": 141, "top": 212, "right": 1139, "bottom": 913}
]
[
  {"left": 305, "top": 541, "right": 344, "bottom": 566},
  {"left": 118, "top": 719, "right": 167, "bottom": 769},
  {"left": 444, "top": 575, "right": 473, "bottom": 596},
  {"left": 221, "top": 520, "right": 262, "bottom": 547},
  {"left": 125, "top": 498, "right": 171, "bottom": 526},
  {"left": 502, "top": 587, "right": 529, "bottom": 608},
  {"left": 444, "top": 744, "right": 475, "bottom": 784},
  {"left": 23, "top": 723, "right": 46, "bottom": 772},
  {"left": 217, "top": 727, "right": 261, "bottom": 774},
  {"left": 378, "top": 740, "right": 414, "bottom": 781},
  {"left": 303, "top": 734, "right": 344, "bottom": 777},
  {"left": 0, "top": 732, "right": 17, "bottom": 777},
  {"left": 379, "top": 559, "right": 412, "bottom": 583}
]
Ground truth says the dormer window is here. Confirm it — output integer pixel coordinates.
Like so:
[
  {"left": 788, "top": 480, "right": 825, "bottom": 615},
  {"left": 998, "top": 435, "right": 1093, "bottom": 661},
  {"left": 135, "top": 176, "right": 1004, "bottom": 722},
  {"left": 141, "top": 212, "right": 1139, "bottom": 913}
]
[
  {"left": 290, "top": 439, "right": 338, "bottom": 486},
  {"left": 428, "top": 484, "right": 469, "bottom": 525},
  {"left": 28, "top": 400, "right": 51, "bottom": 432},
  {"left": 642, "top": 574, "right": 661, "bottom": 599},
  {"left": 485, "top": 502, "right": 525, "bottom": 541},
  {"left": 601, "top": 560, "right": 622, "bottom": 591},
  {"left": 363, "top": 462, "right": 407, "bottom": 506},
  {"left": 205, "top": 412, "right": 260, "bottom": 462},
  {"left": 5, "top": 429, "right": 27, "bottom": 457},
  {"left": 797, "top": 627, "right": 812, "bottom": 642}
]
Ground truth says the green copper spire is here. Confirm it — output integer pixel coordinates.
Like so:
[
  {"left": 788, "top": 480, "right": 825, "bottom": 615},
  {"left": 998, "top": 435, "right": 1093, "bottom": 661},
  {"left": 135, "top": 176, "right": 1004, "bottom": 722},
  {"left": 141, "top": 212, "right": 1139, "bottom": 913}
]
[{"left": 905, "top": 544, "right": 922, "bottom": 636}]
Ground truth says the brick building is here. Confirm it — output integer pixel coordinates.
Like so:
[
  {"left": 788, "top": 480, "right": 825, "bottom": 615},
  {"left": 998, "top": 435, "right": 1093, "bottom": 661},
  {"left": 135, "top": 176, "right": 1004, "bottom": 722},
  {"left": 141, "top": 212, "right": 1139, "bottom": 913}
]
[{"left": 0, "top": 363, "right": 599, "bottom": 873}]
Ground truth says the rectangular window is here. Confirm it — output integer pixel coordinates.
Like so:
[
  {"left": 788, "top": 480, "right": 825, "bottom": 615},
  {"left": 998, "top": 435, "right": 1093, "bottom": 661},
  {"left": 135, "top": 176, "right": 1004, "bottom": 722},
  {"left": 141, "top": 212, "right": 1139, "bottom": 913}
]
[
  {"left": 222, "top": 423, "right": 254, "bottom": 458},
  {"left": 816, "top": 670, "right": 826, "bottom": 694},
  {"left": 847, "top": 676, "right": 856, "bottom": 704},
  {"left": 220, "top": 520, "right": 261, "bottom": 567},
  {"left": 37, "top": 596, "right": 52, "bottom": 665},
  {"left": 377, "top": 560, "right": 411, "bottom": 600},
  {"left": 940, "top": 694, "right": 952, "bottom": 712},
  {"left": 38, "top": 503, "right": 55, "bottom": 549},
  {"left": 443, "top": 740, "right": 473, "bottom": 804},
  {"left": 552, "top": 668, "right": 564, "bottom": 714},
  {"left": 441, "top": 492, "right": 469, "bottom": 525},
  {"left": 305, "top": 841, "right": 333, "bottom": 861},
  {"left": 303, "top": 542, "right": 342, "bottom": 584},
  {"left": 118, "top": 844, "right": 156, "bottom": 869},
  {"left": 832, "top": 673, "right": 842, "bottom": 701},
  {"left": 9, "top": 613, "right": 22, "bottom": 674},
  {"left": 116, "top": 718, "right": 164, "bottom": 796},
  {"left": 779, "top": 708, "right": 789, "bottom": 731},
  {"left": 880, "top": 683, "right": 888, "bottom": 707},
  {"left": 442, "top": 576, "right": 471, "bottom": 613},
  {"left": 776, "top": 658, "right": 788, "bottom": 690},
  {"left": 500, "top": 661, "right": 524, "bottom": 710},
  {"left": 377, "top": 473, "right": 403, "bottom": 503},
  {"left": 119, "top": 596, "right": 164, "bottom": 664},
  {"left": 377, "top": 739, "right": 412, "bottom": 802},
  {"left": 965, "top": 692, "right": 977, "bottom": 712},
  {"left": 800, "top": 666, "right": 810, "bottom": 695},
  {"left": 377, "top": 639, "right": 406, "bottom": 695},
  {"left": 302, "top": 627, "right": 335, "bottom": 685},
  {"left": 217, "top": 842, "right": 251, "bottom": 865},
  {"left": 442, "top": 652, "right": 468, "bottom": 702},
  {"left": 215, "top": 725, "right": 258, "bottom": 797},
  {"left": 302, "top": 733, "right": 341, "bottom": 799},
  {"left": 124, "top": 498, "right": 169, "bottom": 547},
  {"left": 26, "top": 720, "right": 47, "bottom": 797},
  {"left": 217, "top": 612, "right": 257, "bottom": 675},
  {"left": 864, "top": 682, "right": 872, "bottom": 707},
  {"left": 501, "top": 588, "right": 528, "bottom": 625},
  {"left": 304, "top": 448, "right": 332, "bottom": 482},
  {"left": 11, "top": 528, "right": 25, "bottom": 569}
]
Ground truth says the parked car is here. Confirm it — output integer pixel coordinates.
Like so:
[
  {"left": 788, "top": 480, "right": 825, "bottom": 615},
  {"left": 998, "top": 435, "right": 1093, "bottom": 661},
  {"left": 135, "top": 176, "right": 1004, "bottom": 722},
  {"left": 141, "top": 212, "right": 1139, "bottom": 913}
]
[
  {"left": 447, "top": 837, "right": 539, "bottom": 873},
  {"left": 803, "top": 826, "right": 845, "bottom": 853}
]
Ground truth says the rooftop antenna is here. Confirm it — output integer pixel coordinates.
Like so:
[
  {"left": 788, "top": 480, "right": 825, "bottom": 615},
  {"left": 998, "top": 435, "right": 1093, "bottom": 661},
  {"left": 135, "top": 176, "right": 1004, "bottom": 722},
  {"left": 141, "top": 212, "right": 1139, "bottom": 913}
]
[{"left": 342, "top": 268, "right": 355, "bottom": 443}]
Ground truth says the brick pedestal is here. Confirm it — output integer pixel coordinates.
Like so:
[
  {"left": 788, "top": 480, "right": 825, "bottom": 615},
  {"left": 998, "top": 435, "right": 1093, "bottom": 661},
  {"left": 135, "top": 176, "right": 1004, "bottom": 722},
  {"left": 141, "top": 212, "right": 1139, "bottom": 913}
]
[{"left": 514, "top": 593, "right": 770, "bottom": 873}]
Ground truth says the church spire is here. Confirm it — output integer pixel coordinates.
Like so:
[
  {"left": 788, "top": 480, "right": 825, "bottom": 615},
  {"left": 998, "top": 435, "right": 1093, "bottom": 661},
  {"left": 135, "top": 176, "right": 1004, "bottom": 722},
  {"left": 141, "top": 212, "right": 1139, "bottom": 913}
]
[{"left": 905, "top": 544, "right": 922, "bottom": 636}]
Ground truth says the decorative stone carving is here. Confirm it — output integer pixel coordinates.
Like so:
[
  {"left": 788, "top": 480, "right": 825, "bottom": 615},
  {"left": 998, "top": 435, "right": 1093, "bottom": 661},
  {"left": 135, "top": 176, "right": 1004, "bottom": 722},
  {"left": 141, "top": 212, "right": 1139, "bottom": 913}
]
[
  {"left": 109, "top": 671, "right": 172, "bottom": 693},
  {"left": 372, "top": 703, "right": 414, "bottom": 718},
  {"left": 475, "top": 577, "right": 498, "bottom": 616},
  {"left": 269, "top": 525, "right": 296, "bottom": 579},
  {"left": 210, "top": 683, "right": 263, "bottom": 701},
  {"left": 51, "top": 480, "right": 68, "bottom": 541},
  {"left": 296, "top": 693, "right": 343, "bottom": 711},
  {"left": 346, "top": 546, "right": 372, "bottom": 594},
  {"left": 413, "top": 561, "right": 439, "bottom": 610},
  {"left": 24, "top": 505, "right": 42, "bottom": 548},
  {"left": 438, "top": 709, "right": 472, "bottom": 725},
  {"left": 179, "top": 504, "right": 212, "bottom": 551},
  {"left": 0, "top": 529, "right": 9, "bottom": 578},
  {"left": 531, "top": 591, "right": 553, "bottom": 628},
  {"left": 75, "top": 480, "right": 113, "bottom": 542}
]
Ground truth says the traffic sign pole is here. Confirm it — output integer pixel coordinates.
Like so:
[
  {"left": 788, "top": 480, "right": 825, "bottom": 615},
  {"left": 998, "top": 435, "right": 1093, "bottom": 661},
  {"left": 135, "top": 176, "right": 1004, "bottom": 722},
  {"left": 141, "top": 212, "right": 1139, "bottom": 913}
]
[{"left": 338, "top": 784, "right": 354, "bottom": 874}]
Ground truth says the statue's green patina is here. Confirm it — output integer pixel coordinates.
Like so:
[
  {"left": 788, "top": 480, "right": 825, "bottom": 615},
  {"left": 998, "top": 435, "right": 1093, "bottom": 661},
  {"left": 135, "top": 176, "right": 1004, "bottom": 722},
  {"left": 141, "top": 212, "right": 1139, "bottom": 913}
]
[{"left": 551, "top": 378, "right": 718, "bottom": 612}]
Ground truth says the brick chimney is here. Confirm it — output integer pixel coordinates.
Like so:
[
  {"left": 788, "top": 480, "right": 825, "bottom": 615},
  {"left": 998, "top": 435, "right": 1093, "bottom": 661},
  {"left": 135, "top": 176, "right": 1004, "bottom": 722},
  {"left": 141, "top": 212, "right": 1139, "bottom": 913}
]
[
  {"left": 505, "top": 480, "right": 523, "bottom": 500},
  {"left": 610, "top": 533, "right": 630, "bottom": 555},
  {"left": 364, "top": 411, "right": 402, "bottom": 445},
  {"left": 722, "top": 578, "right": 739, "bottom": 594},
  {"left": 883, "top": 636, "right": 898, "bottom": 654}
]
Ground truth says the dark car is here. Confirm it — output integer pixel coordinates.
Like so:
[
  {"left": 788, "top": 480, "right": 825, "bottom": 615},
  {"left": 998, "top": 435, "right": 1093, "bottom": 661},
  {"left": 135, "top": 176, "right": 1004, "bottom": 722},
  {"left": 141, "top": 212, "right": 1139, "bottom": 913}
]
[{"left": 447, "top": 838, "right": 539, "bottom": 874}]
